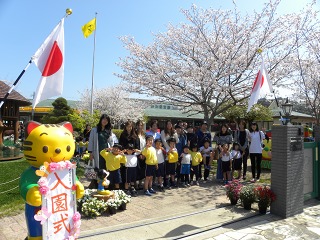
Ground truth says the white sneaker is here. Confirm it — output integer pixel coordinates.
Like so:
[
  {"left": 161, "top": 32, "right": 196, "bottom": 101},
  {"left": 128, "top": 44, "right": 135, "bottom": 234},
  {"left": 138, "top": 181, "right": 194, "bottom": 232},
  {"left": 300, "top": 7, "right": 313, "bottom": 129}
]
[{"left": 196, "top": 181, "right": 199, "bottom": 186}]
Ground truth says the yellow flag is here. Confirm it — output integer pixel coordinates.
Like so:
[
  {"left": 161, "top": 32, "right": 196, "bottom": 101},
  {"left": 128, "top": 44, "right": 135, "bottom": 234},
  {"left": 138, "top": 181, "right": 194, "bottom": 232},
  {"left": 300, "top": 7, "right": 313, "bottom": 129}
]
[{"left": 82, "top": 18, "right": 96, "bottom": 38}]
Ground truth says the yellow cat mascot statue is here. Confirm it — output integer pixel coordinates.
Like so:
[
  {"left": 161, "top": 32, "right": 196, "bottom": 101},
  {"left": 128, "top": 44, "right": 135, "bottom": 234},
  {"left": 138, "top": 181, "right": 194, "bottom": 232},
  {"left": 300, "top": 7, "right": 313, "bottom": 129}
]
[{"left": 19, "top": 121, "right": 84, "bottom": 240}]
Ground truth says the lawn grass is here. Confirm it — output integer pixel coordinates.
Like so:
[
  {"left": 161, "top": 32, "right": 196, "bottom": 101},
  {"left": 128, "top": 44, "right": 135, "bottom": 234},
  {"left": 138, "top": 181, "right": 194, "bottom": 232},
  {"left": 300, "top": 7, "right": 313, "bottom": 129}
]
[
  {"left": 0, "top": 157, "right": 85, "bottom": 218},
  {"left": 0, "top": 158, "right": 29, "bottom": 218}
]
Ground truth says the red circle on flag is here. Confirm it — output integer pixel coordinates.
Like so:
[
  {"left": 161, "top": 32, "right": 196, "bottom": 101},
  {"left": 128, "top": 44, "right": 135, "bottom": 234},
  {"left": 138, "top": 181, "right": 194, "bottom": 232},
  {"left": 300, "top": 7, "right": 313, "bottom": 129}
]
[{"left": 42, "top": 41, "right": 63, "bottom": 77}]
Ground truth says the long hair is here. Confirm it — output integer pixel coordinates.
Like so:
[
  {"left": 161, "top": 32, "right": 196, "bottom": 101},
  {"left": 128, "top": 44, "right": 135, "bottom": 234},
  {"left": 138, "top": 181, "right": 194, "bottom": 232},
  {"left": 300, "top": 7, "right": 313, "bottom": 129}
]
[
  {"left": 122, "top": 120, "right": 137, "bottom": 140},
  {"left": 238, "top": 120, "right": 247, "bottom": 130},
  {"left": 135, "top": 119, "right": 145, "bottom": 136},
  {"left": 249, "top": 122, "right": 259, "bottom": 132},
  {"left": 219, "top": 123, "right": 231, "bottom": 136},
  {"left": 164, "top": 120, "right": 175, "bottom": 136},
  {"left": 97, "top": 114, "right": 112, "bottom": 133}
]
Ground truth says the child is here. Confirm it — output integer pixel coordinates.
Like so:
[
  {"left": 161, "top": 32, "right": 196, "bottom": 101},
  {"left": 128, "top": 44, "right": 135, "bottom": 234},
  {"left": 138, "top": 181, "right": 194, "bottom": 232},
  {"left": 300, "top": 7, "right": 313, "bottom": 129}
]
[
  {"left": 175, "top": 124, "right": 187, "bottom": 186},
  {"left": 100, "top": 144, "right": 127, "bottom": 190},
  {"left": 165, "top": 137, "right": 179, "bottom": 189},
  {"left": 199, "top": 138, "right": 213, "bottom": 183},
  {"left": 231, "top": 142, "right": 242, "bottom": 180},
  {"left": 220, "top": 143, "right": 232, "bottom": 184},
  {"left": 154, "top": 138, "right": 166, "bottom": 192},
  {"left": 190, "top": 143, "right": 203, "bottom": 185},
  {"left": 141, "top": 135, "right": 158, "bottom": 196},
  {"left": 74, "top": 136, "right": 84, "bottom": 157},
  {"left": 180, "top": 145, "right": 192, "bottom": 187},
  {"left": 124, "top": 144, "right": 140, "bottom": 197}
]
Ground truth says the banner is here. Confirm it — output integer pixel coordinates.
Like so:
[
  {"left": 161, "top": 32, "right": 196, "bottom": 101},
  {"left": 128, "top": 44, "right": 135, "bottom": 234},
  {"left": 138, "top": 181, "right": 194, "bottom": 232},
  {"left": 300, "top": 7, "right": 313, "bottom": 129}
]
[{"left": 35, "top": 161, "right": 80, "bottom": 239}]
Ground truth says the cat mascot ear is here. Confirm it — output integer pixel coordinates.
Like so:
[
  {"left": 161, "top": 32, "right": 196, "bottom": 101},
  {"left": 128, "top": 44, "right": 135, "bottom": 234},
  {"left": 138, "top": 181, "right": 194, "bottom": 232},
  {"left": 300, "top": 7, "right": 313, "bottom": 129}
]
[
  {"left": 60, "top": 122, "right": 73, "bottom": 133},
  {"left": 25, "top": 121, "right": 42, "bottom": 137}
]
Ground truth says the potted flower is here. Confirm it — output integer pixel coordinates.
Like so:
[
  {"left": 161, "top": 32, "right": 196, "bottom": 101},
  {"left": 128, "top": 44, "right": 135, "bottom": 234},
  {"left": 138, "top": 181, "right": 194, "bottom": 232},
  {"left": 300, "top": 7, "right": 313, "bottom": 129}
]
[
  {"left": 114, "top": 190, "right": 131, "bottom": 210},
  {"left": 106, "top": 198, "right": 121, "bottom": 214},
  {"left": 77, "top": 189, "right": 108, "bottom": 218},
  {"left": 254, "top": 185, "right": 276, "bottom": 214},
  {"left": 225, "top": 179, "right": 243, "bottom": 205},
  {"left": 239, "top": 185, "right": 256, "bottom": 210}
]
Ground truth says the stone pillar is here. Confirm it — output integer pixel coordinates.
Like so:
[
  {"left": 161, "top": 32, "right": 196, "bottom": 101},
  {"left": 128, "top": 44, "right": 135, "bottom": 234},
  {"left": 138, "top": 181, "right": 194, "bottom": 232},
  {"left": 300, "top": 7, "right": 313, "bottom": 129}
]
[
  {"left": 313, "top": 125, "right": 320, "bottom": 142},
  {"left": 313, "top": 125, "right": 320, "bottom": 200},
  {"left": 270, "top": 125, "right": 304, "bottom": 218}
]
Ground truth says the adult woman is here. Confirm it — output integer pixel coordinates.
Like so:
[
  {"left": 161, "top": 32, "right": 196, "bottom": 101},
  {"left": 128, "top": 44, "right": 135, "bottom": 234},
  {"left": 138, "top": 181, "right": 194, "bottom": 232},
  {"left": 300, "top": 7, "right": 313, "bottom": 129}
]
[
  {"left": 119, "top": 120, "right": 139, "bottom": 149},
  {"left": 196, "top": 121, "right": 212, "bottom": 180},
  {"left": 136, "top": 119, "right": 146, "bottom": 151},
  {"left": 83, "top": 124, "right": 91, "bottom": 142},
  {"left": 119, "top": 120, "right": 139, "bottom": 189},
  {"left": 88, "top": 114, "right": 114, "bottom": 171},
  {"left": 82, "top": 124, "right": 91, "bottom": 153},
  {"left": 213, "top": 124, "right": 233, "bottom": 182},
  {"left": 248, "top": 122, "right": 265, "bottom": 182},
  {"left": 234, "top": 120, "right": 250, "bottom": 180},
  {"left": 146, "top": 120, "right": 161, "bottom": 141},
  {"left": 136, "top": 119, "right": 147, "bottom": 189},
  {"left": 161, "top": 120, "right": 178, "bottom": 149}
]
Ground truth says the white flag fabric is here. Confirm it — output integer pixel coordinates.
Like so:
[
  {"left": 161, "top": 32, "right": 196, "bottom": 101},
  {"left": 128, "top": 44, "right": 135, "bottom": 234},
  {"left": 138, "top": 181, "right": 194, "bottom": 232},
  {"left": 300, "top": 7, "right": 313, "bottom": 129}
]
[
  {"left": 247, "top": 59, "right": 273, "bottom": 112},
  {"left": 32, "top": 19, "right": 64, "bottom": 109}
]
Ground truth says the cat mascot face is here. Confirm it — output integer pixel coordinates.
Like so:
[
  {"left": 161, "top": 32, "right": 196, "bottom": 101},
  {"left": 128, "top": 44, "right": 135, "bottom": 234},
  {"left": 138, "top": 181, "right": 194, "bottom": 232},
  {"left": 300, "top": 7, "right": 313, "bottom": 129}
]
[
  {"left": 23, "top": 121, "right": 75, "bottom": 167},
  {"left": 20, "top": 121, "right": 84, "bottom": 240}
]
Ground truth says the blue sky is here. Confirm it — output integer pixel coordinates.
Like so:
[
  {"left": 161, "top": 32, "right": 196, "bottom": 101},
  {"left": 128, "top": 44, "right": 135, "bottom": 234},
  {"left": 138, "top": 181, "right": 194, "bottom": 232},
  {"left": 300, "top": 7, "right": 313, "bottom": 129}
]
[{"left": 0, "top": 0, "right": 315, "bottom": 101}]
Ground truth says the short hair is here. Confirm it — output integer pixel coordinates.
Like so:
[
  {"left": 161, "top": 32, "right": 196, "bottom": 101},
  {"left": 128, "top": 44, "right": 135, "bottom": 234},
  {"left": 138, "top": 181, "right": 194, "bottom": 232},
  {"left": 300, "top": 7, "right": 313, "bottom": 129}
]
[
  {"left": 146, "top": 135, "right": 154, "bottom": 141},
  {"left": 113, "top": 143, "right": 122, "bottom": 150},
  {"left": 190, "top": 143, "right": 198, "bottom": 150},
  {"left": 167, "top": 137, "right": 176, "bottom": 143},
  {"left": 201, "top": 121, "right": 208, "bottom": 126},
  {"left": 126, "top": 143, "right": 134, "bottom": 150},
  {"left": 150, "top": 120, "right": 158, "bottom": 127},
  {"left": 154, "top": 138, "right": 162, "bottom": 144},
  {"left": 232, "top": 142, "right": 240, "bottom": 149}
]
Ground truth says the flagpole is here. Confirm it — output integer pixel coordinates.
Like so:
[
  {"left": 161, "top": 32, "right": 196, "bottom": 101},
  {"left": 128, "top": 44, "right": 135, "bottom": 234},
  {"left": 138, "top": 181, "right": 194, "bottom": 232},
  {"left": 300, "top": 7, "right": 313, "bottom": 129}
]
[
  {"left": 90, "top": 13, "right": 97, "bottom": 116},
  {"left": 0, "top": 60, "right": 32, "bottom": 111}
]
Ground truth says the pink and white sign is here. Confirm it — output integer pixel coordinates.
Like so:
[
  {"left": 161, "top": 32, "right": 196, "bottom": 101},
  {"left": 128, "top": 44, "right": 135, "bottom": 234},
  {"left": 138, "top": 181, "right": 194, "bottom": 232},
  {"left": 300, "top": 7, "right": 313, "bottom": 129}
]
[{"left": 35, "top": 161, "right": 81, "bottom": 239}]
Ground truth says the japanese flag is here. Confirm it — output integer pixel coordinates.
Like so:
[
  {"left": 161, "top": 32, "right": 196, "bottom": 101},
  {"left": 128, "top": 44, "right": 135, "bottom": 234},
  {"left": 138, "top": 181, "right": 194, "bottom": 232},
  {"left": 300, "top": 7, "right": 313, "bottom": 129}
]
[
  {"left": 247, "top": 59, "right": 273, "bottom": 112},
  {"left": 32, "top": 19, "right": 64, "bottom": 109}
]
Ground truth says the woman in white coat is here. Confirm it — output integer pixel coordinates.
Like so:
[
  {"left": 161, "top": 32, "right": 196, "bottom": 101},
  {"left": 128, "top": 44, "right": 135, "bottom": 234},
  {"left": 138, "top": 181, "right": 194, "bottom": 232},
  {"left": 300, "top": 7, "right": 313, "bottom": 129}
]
[{"left": 248, "top": 122, "right": 265, "bottom": 182}]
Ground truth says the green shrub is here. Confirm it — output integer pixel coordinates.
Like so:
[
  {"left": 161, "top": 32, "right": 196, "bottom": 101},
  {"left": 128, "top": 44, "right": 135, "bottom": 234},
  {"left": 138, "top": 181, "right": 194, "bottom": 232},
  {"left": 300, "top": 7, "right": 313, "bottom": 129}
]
[{"left": 112, "top": 129, "right": 123, "bottom": 140}]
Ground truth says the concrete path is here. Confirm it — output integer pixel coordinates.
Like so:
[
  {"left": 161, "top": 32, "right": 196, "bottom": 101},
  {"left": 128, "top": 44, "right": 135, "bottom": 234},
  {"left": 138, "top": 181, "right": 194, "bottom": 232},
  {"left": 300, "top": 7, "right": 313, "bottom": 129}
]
[
  {"left": 1, "top": 177, "right": 319, "bottom": 240},
  {"left": 79, "top": 205, "right": 257, "bottom": 239}
]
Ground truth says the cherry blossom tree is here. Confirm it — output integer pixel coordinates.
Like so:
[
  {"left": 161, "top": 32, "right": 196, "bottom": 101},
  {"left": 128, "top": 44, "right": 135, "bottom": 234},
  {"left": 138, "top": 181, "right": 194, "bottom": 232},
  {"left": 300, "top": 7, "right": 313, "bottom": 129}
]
[
  {"left": 77, "top": 85, "right": 148, "bottom": 127},
  {"left": 116, "top": 0, "right": 317, "bottom": 125},
  {"left": 296, "top": 27, "right": 320, "bottom": 125}
]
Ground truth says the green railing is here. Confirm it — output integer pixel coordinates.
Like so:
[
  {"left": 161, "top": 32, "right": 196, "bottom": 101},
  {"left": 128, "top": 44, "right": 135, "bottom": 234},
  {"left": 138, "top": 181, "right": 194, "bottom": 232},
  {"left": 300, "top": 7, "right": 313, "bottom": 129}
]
[{"left": 303, "top": 142, "right": 319, "bottom": 200}]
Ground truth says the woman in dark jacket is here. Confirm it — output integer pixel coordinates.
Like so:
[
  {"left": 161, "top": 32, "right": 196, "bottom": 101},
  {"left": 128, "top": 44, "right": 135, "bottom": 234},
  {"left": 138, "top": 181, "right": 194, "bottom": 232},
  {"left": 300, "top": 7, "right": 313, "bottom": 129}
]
[
  {"left": 119, "top": 120, "right": 139, "bottom": 189},
  {"left": 213, "top": 124, "right": 233, "bottom": 182}
]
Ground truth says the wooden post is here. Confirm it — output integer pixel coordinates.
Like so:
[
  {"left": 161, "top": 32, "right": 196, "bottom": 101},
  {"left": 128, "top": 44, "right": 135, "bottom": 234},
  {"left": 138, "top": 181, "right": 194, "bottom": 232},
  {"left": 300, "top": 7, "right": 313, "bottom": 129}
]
[{"left": 14, "top": 120, "right": 19, "bottom": 143}]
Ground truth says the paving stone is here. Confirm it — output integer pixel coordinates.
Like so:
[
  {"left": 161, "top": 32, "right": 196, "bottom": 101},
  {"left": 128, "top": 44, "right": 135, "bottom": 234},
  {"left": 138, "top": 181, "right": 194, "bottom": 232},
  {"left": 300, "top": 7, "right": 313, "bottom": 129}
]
[
  {"left": 241, "top": 233, "right": 267, "bottom": 240},
  {"left": 306, "top": 227, "right": 320, "bottom": 236},
  {"left": 224, "top": 231, "right": 248, "bottom": 239},
  {"left": 214, "top": 234, "right": 235, "bottom": 240}
]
